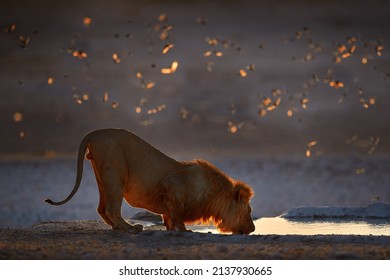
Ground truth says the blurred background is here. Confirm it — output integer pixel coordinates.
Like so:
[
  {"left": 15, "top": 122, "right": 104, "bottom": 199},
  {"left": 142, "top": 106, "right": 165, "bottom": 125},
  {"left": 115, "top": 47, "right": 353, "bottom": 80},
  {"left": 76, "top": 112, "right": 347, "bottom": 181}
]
[{"left": 1, "top": 0, "right": 389, "bottom": 228}]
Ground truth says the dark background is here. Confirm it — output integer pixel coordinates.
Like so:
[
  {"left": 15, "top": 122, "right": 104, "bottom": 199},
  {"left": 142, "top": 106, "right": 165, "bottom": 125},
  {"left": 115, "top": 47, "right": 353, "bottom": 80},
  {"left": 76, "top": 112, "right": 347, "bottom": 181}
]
[{"left": 1, "top": 0, "right": 389, "bottom": 159}]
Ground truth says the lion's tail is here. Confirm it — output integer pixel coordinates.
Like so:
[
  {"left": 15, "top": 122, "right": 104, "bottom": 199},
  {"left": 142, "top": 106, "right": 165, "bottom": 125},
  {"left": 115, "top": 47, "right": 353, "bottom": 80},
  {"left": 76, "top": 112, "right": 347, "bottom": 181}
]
[{"left": 44, "top": 132, "right": 91, "bottom": 206}]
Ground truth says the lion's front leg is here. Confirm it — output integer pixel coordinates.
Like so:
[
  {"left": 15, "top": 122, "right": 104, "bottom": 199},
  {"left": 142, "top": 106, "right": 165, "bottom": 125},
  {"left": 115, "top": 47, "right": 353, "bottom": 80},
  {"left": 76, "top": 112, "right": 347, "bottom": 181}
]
[
  {"left": 160, "top": 173, "right": 190, "bottom": 232},
  {"left": 162, "top": 214, "right": 188, "bottom": 232},
  {"left": 162, "top": 214, "right": 174, "bottom": 230}
]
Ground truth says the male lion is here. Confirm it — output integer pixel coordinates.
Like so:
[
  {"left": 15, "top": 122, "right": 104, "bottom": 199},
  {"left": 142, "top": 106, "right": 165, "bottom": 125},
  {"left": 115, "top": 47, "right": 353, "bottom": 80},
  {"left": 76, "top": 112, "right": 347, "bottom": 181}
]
[{"left": 45, "top": 129, "right": 255, "bottom": 234}]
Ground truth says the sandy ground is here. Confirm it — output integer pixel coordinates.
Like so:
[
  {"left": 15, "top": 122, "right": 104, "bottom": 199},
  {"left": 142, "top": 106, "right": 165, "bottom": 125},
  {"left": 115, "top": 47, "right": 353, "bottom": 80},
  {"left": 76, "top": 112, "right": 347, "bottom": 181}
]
[{"left": 1, "top": 220, "right": 390, "bottom": 260}]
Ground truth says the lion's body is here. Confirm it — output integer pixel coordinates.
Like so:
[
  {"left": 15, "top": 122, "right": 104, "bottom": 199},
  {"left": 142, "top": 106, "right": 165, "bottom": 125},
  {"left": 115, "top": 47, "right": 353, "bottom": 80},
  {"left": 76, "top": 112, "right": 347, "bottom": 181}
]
[{"left": 45, "top": 129, "right": 255, "bottom": 234}]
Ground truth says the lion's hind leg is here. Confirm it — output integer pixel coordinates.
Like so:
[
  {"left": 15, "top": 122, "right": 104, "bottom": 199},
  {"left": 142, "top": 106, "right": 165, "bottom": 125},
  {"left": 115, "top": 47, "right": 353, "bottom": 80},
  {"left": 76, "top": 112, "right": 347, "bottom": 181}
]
[
  {"left": 101, "top": 171, "right": 143, "bottom": 234},
  {"left": 96, "top": 182, "right": 115, "bottom": 228},
  {"left": 90, "top": 162, "right": 115, "bottom": 228}
]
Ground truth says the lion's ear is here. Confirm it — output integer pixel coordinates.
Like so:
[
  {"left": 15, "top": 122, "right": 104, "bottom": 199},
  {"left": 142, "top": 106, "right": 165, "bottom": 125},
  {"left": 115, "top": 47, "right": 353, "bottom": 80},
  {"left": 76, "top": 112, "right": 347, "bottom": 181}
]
[{"left": 235, "top": 181, "right": 254, "bottom": 203}]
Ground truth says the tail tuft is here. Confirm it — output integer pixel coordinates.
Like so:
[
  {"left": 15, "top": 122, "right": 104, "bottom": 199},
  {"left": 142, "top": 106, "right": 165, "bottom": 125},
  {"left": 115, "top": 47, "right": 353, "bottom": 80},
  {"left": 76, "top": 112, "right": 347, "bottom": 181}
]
[{"left": 44, "top": 199, "right": 55, "bottom": 205}]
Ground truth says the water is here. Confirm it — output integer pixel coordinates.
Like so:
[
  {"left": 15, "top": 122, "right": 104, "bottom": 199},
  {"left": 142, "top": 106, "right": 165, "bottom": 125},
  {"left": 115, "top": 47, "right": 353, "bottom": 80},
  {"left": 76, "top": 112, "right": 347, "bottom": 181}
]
[
  {"left": 253, "top": 218, "right": 390, "bottom": 236},
  {"left": 195, "top": 218, "right": 390, "bottom": 236}
]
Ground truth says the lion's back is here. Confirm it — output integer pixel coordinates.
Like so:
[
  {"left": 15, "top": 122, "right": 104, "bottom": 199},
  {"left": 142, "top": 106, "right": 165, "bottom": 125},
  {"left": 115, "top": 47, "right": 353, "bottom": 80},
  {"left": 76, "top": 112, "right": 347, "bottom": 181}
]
[
  {"left": 86, "top": 128, "right": 181, "bottom": 187},
  {"left": 87, "top": 128, "right": 163, "bottom": 158}
]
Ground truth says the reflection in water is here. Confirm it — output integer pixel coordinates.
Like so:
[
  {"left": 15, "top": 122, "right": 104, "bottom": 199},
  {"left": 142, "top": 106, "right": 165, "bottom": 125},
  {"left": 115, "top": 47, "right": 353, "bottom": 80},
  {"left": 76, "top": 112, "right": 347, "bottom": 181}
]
[
  {"left": 253, "top": 218, "right": 390, "bottom": 236},
  {"left": 193, "top": 218, "right": 390, "bottom": 236}
]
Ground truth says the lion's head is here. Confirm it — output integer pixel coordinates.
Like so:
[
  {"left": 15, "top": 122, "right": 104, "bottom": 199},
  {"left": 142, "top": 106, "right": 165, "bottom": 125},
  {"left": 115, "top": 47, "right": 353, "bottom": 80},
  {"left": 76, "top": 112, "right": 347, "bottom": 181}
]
[{"left": 214, "top": 181, "right": 255, "bottom": 234}]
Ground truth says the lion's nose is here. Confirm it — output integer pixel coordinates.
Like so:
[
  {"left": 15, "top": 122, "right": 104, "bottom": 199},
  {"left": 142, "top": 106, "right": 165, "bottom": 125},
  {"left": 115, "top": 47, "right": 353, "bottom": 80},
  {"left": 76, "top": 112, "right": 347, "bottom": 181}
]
[
  {"left": 244, "top": 222, "right": 255, "bottom": 234},
  {"left": 239, "top": 224, "right": 255, "bottom": 235},
  {"left": 250, "top": 222, "right": 255, "bottom": 232}
]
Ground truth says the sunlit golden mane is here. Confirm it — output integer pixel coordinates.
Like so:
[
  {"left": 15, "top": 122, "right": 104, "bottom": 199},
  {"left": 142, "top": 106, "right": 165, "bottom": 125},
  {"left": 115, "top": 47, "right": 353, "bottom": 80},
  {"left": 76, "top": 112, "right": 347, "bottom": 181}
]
[{"left": 159, "top": 159, "right": 255, "bottom": 233}]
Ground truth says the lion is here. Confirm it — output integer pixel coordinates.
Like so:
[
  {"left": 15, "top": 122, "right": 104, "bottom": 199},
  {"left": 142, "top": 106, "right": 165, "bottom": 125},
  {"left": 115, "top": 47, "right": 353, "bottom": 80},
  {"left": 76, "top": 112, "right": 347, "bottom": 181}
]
[{"left": 45, "top": 128, "right": 255, "bottom": 234}]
